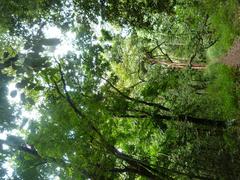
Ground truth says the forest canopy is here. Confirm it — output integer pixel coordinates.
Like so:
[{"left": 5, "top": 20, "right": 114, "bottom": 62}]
[{"left": 0, "top": 0, "right": 240, "bottom": 179}]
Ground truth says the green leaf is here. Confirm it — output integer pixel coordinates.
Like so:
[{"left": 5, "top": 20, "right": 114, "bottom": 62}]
[
  {"left": 3, "top": 51, "right": 9, "bottom": 58},
  {"left": 16, "top": 79, "right": 29, "bottom": 89}
]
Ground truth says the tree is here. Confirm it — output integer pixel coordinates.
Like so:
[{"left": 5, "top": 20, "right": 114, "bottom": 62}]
[
  {"left": 0, "top": 0, "right": 240, "bottom": 179},
  {"left": 74, "top": 0, "right": 176, "bottom": 28}
]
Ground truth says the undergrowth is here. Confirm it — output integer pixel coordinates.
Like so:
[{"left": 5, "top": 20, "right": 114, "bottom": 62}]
[
  {"left": 205, "top": 64, "right": 238, "bottom": 120},
  {"left": 201, "top": 0, "right": 239, "bottom": 120},
  {"left": 205, "top": 0, "right": 240, "bottom": 59}
]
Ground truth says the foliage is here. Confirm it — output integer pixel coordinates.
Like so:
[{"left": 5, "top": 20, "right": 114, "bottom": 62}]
[
  {"left": 205, "top": 0, "right": 240, "bottom": 59},
  {"left": 0, "top": 0, "right": 240, "bottom": 179},
  {"left": 205, "top": 64, "right": 238, "bottom": 120}
]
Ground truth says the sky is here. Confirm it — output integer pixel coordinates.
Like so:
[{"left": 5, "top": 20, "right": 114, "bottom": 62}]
[
  {"left": 0, "top": 0, "right": 78, "bottom": 178},
  {"left": 43, "top": 25, "right": 77, "bottom": 57},
  {"left": 0, "top": 25, "right": 75, "bottom": 179},
  {"left": 0, "top": 14, "right": 123, "bottom": 179}
]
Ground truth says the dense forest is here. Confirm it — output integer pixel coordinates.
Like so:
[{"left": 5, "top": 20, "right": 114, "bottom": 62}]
[{"left": 0, "top": 0, "right": 240, "bottom": 179}]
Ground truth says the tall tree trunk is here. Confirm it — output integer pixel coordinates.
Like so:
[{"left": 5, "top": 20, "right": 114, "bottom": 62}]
[
  {"left": 148, "top": 58, "right": 206, "bottom": 70},
  {"left": 115, "top": 111, "right": 227, "bottom": 128}
]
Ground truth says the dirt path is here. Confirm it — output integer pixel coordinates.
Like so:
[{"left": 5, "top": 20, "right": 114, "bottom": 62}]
[
  {"left": 221, "top": 39, "right": 240, "bottom": 67},
  {"left": 221, "top": 4, "right": 240, "bottom": 67}
]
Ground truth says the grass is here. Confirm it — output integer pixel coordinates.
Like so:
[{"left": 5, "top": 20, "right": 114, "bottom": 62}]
[
  {"left": 200, "top": 0, "right": 240, "bottom": 120},
  {"left": 205, "top": 0, "right": 240, "bottom": 59},
  {"left": 205, "top": 64, "right": 238, "bottom": 120}
]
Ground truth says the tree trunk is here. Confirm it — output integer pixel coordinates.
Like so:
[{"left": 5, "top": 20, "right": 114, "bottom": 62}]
[
  {"left": 115, "top": 111, "right": 227, "bottom": 128},
  {"left": 148, "top": 58, "right": 206, "bottom": 70}
]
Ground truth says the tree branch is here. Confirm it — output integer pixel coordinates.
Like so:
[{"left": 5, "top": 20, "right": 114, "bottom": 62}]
[
  {"left": 0, "top": 55, "right": 19, "bottom": 70},
  {"left": 57, "top": 63, "right": 85, "bottom": 118},
  {"left": 155, "top": 40, "right": 173, "bottom": 63},
  {"left": 101, "top": 77, "right": 170, "bottom": 111},
  {"left": 0, "top": 138, "right": 41, "bottom": 158}
]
